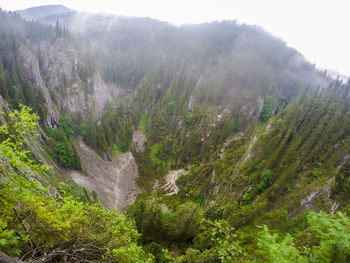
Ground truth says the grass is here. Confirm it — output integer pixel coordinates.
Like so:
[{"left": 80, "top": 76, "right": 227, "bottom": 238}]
[
  {"left": 110, "top": 144, "right": 123, "bottom": 159},
  {"left": 117, "top": 142, "right": 128, "bottom": 153}
]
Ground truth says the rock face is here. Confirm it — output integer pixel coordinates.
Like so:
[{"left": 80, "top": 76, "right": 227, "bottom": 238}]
[
  {"left": 19, "top": 39, "right": 111, "bottom": 123},
  {"left": 17, "top": 39, "right": 127, "bottom": 211},
  {"left": 39, "top": 38, "right": 111, "bottom": 121},
  {"left": 300, "top": 179, "right": 335, "bottom": 212},
  {"left": 0, "top": 252, "right": 23, "bottom": 263},
  {"left": 63, "top": 71, "right": 111, "bottom": 121},
  {"left": 18, "top": 43, "right": 59, "bottom": 127},
  {"left": 132, "top": 130, "right": 147, "bottom": 152},
  {"left": 40, "top": 38, "right": 77, "bottom": 88},
  {"left": 17, "top": 39, "right": 125, "bottom": 210},
  {"left": 91, "top": 73, "right": 112, "bottom": 120},
  {"left": 0, "top": 95, "right": 9, "bottom": 122}
]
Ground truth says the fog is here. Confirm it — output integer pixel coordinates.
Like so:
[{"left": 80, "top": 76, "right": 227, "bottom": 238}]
[{"left": 2, "top": 0, "right": 350, "bottom": 77}]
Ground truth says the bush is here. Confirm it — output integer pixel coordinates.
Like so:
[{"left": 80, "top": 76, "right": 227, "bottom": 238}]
[
  {"left": 0, "top": 106, "right": 151, "bottom": 262},
  {"left": 55, "top": 142, "right": 73, "bottom": 167},
  {"left": 256, "top": 169, "right": 273, "bottom": 192}
]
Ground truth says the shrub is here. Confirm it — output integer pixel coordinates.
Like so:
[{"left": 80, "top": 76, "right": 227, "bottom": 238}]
[{"left": 256, "top": 169, "right": 273, "bottom": 192}]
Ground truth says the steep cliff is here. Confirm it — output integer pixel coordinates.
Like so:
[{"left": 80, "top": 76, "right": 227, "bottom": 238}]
[
  {"left": 18, "top": 43, "right": 59, "bottom": 127},
  {"left": 39, "top": 38, "right": 111, "bottom": 121}
]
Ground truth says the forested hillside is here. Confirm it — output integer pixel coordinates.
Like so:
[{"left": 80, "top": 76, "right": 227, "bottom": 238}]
[{"left": 0, "top": 5, "right": 349, "bottom": 262}]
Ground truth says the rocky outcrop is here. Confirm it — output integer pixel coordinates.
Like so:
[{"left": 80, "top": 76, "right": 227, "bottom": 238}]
[
  {"left": 40, "top": 38, "right": 77, "bottom": 88},
  {"left": 132, "top": 130, "right": 146, "bottom": 152},
  {"left": 20, "top": 38, "right": 111, "bottom": 125},
  {"left": 0, "top": 95, "right": 9, "bottom": 122},
  {"left": 239, "top": 96, "right": 264, "bottom": 125},
  {"left": 91, "top": 73, "right": 112, "bottom": 120},
  {"left": 18, "top": 44, "right": 59, "bottom": 127},
  {"left": 0, "top": 252, "right": 23, "bottom": 263},
  {"left": 300, "top": 179, "right": 335, "bottom": 212},
  {"left": 188, "top": 94, "right": 195, "bottom": 112},
  {"left": 62, "top": 72, "right": 111, "bottom": 121},
  {"left": 39, "top": 38, "right": 111, "bottom": 121}
]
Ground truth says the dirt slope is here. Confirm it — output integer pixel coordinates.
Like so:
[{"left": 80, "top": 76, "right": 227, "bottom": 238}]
[
  {"left": 69, "top": 138, "right": 139, "bottom": 210},
  {"left": 163, "top": 169, "right": 188, "bottom": 196}
]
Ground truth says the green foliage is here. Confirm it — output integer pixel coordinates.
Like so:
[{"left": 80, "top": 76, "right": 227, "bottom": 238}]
[
  {"left": 145, "top": 242, "right": 174, "bottom": 263},
  {"left": 256, "top": 169, "right": 273, "bottom": 192},
  {"left": 3, "top": 9, "right": 350, "bottom": 263},
  {"left": 241, "top": 193, "right": 252, "bottom": 206},
  {"left": 55, "top": 141, "right": 72, "bottom": 167},
  {"left": 55, "top": 140, "right": 81, "bottom": 169},
  {"left": 257, "top": 211, "right": 350, "bottom": 263},
  {"left": 5, "top": 191, "right": 152, "bottom": 262},
  {"left": 167, "top": 101, "right": 176, "bottom": 114},
  {"left": 133, "top": 146, "right": 166, "bottom": 190},
  {"left": 194, "top": 219, "right": 245, "bottom": 262},
  {"left": 0, "top": 29, "right": 50, "bottom": 121},
  {"left": 194, "top": 193, "right": 205, "bottom": 205},
  {"left": 0, "top": 220, "right": 20, "bottom": 256},
  {"left": 151, "top": 144, "right": 167, "bottom": 167},
  {"left": 117, "top": 141, "right": 128, "bottom": 153},
  {"left": 0, "top": 105, "right": 48, "bottom": 176},
  {"left": 133, "top": 83, "right": 350, "bottom": 261},
  {"left": 185, "top": 114, "right": 193, "bottom": 126},
  {"left": 332, "top": 162, "right": 350, "bottom": 200},
  {"left": 59, "top": 115, "right": 72, "bottom": 138},
  {"left": 128, "top": 197, "right": 201, "bottom": 246},
  {"left": 39, "top": 141, "right": 55, "bottom": 161},
  {"left": 203, "top": 204, "right": 225, "bottom": 221},
  {"left": 307, "top": 211, "right": 350, "bottom": 262},
  {"left": 45, "top": 115, "right": 81, "bottom": 169},
  {"left": 77, "top": 103, "right": 133, "bottom": 154},
  {"left": 163, "top": 202, "right": 201, "bottom": 243},
  {"left": 105, "top": 242, "right": 154, "bottom": 263},
  {"left": 257, "top": 225, "right": 307, "bottom": 263},
  {"left": 8, "top": 106, "right": 350, "bottom": 263},
  {"left": 140, "top": 113, "right": 149, "bottom": 136},
  {"left": 0, "top": 106, "right": 152, "bottom": 262},
  {"left": 259, "top": 97, "right": 277, "bottom": 122}
]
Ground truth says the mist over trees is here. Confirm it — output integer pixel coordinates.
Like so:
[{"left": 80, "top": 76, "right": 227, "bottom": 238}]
[{"left": 1, "top": 6, "right": 349, "bottom": 263}]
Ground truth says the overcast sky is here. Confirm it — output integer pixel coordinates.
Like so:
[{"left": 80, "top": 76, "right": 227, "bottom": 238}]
[{"left": 1, "top": 0, "right": 350, "bottom": 76}]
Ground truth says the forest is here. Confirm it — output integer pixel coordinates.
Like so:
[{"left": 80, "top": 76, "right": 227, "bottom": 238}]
[{"left": 0, "top": 6, "right": 349, "bottom": 263}]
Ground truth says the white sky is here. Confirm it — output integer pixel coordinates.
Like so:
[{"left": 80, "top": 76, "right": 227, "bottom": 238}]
[{"left": 1, "top": 0, "right": 350, "bottom": 76}]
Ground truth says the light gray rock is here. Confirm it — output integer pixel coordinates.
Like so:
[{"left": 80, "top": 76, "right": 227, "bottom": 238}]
[
  {"left": 38, "top": 38, "right": 111, "bottom": 121},
  {"left": 0, "top": 252, "right": 23, "bottom": 263},
  {"left": 18, "top": 43, "right": 59, "bottom": 127}
]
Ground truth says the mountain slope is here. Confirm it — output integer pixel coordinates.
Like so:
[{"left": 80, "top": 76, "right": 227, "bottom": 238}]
[
  {"left": 16, "top": 5, "right": 73, "bottom": 21},
  {"left": 1, "top": 6, "right": 350, "bottom": 262},
  {"left": 11, "top": 6, "right": 332, "bottom": 168}
]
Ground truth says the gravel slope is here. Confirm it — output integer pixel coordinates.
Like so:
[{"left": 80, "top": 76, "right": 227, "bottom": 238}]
[{"left": 69, "top": 138, "right": 139, "bottom": 210}]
